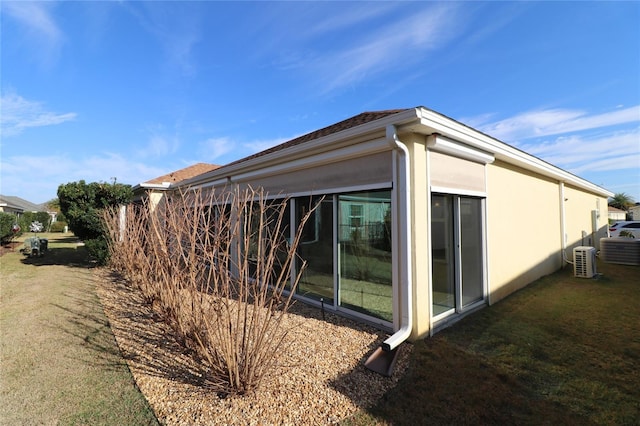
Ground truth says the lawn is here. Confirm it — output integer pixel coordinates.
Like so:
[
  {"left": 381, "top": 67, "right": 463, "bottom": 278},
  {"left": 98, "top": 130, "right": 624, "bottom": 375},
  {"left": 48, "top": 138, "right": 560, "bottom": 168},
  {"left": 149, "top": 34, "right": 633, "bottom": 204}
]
[
  {"left": 344, "top": 260, "right": 640, "bottom": 425},
  {"left": 2, "top": 232, "right": 638, "bottom": 424},
  {"left": 0, "top": 233, "right": 158, "bottom": 425}
]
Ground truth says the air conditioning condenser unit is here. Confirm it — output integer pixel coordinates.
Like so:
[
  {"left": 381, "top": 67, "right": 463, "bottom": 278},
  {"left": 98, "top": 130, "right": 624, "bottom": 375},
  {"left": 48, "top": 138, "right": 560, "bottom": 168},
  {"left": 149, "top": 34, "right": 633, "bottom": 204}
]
[{"left": 574, "top": 246, "right": 596, "bottom": 278}]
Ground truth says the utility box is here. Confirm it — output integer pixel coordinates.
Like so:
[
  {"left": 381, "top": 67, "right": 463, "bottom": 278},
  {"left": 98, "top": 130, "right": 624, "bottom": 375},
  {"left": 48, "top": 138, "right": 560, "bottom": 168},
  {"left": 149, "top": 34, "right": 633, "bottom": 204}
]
[
  {"left": 574, "top": 246, "right": 596, "bottom": 278},
  {"left": 600, "top": 238, "right": 640, "bottom": 266}
]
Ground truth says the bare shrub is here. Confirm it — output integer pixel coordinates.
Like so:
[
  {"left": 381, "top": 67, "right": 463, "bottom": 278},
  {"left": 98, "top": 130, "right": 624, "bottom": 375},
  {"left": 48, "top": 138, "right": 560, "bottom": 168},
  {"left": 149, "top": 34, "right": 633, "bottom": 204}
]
[{"left": 104, "top": 186, "right": 316, "bottom": 395}]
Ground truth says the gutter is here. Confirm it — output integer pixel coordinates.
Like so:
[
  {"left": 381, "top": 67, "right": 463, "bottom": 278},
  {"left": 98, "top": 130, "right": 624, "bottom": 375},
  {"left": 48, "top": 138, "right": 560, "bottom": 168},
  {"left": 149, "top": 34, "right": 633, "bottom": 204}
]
[{"left": 381, "top": 125, "right": 413, "bottom": 352}]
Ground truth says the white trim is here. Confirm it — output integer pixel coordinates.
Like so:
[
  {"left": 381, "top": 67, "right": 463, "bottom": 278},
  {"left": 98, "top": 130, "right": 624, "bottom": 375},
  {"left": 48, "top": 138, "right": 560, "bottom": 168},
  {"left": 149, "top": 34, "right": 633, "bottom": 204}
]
[
  {"left": 182, "top": 107, "right": 610, "bottom": 199},
  {"left": 182, "top": 109, "right": 420, "bottom": 188},
  {"left": 430, "top": 186, "right": 487, "bottom": 198},
  {"left": 281, "top": 182, "right": 393, "bottom": 199},
  {"left": 333, "top": 194, "right": 340, "bottom": 312},
  {"left": 427, "top": 134, "right": 494, "bottom": 165},
  {"left": 186, "top": 137, "right": 395, "bottom": 189},
  {"left": 426, "top": 149, "right": 434, "bottom": 337},
  {"left": 336, "top": 306, "right": 393, "bottom": 330},
  {"left": 414, "top": 108, "right": 612, "bottom": 198}
]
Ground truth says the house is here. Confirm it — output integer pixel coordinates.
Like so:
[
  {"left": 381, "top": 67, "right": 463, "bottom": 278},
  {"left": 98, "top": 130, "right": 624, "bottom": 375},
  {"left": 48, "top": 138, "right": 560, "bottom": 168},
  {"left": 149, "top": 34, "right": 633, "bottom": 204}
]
[
  {"left": 629, "top": 204, "right": 640, "bottom": 221},
  {"left": 137, "top": 107, "right": 612, "bottom": 354},
  {"left": 0, "top": 195, "right": 43, "bottom": 215},
  {"left": 608, "top": 206, "right": 627, "bottom": 222},
  {"left": 132, "top": 163, "right": 220, "bottom": 207}
]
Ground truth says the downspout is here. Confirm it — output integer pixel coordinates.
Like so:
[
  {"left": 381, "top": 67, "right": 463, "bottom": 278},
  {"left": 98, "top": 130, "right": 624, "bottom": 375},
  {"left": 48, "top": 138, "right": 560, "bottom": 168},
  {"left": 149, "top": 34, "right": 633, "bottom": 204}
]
[
  {"left": 559, "top": 182, "right": 572, "bottom": 265},
  {"left": 382, "top": 125, "right": 413, "bottom": 352}
]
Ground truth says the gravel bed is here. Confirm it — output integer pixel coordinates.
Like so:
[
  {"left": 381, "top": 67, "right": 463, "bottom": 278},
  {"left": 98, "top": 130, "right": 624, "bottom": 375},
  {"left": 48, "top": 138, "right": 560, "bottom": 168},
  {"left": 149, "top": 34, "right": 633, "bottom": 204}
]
[{"left": 96, "top": 272, "right": 411, "bottom": 425}]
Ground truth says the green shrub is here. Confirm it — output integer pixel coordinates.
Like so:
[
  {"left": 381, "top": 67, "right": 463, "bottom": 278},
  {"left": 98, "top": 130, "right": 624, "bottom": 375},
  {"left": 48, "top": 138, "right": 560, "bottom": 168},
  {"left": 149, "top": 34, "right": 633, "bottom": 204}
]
[
  {"left": 0, "top": 212, "right": 21, "bottom": 243},
  {"left": 17, "top": 211, "right": 52, "bottom": 233},
  {"left": 50, "top": 221, "right": 68, "bottom": 233},
  {"left": 58, "top": 180, "right": 132, "bottom": 265},
  {"left": 84, "top": 237, "right": 109, "bottom": 265}
]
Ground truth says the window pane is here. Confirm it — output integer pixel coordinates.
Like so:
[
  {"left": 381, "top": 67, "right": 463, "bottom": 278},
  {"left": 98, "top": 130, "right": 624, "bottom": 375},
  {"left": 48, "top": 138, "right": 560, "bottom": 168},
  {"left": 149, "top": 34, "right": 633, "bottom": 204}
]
[
  {"left": 431, "top": 195, "right": 455, "bottom": 316},
  {"left": 338, "top": 191, "right": 392, "bottom": 322},
  {"left": 296, "top": 196, "right": 334, "bottom": 302},
  {"left": 460, "top": 197, "right": 483, "bottom": 306}
]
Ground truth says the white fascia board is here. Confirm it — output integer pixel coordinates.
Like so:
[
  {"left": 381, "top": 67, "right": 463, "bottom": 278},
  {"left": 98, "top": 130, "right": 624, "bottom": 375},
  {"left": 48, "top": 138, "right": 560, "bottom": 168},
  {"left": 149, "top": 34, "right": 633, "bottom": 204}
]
[
  {"left": 133, "top": 182, "right": 171, "bottom": 191},
  {"left": 414, "top": 108, "right": 613, "bottom": 198}
]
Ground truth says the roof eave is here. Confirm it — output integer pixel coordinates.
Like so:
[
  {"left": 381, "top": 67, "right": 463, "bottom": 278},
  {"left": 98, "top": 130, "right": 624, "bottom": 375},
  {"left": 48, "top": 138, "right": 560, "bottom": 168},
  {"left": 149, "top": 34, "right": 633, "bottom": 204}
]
[
  {"left": 407, "top": 107, "right": 613, "bottom": 198},
  {"left": 180, "top": 108, "right": 422, "bottom": 188}
]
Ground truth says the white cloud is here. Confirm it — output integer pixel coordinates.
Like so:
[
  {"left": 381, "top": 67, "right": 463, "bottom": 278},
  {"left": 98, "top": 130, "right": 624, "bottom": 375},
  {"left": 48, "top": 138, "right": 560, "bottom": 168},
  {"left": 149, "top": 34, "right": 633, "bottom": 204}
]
[
  {"left": 243, "top": 137, "right": 289, "bottom": 155},
  {"left": 0, "top": 93, "right": 77, "bottom": 137},
  {"left": 199, "top": 137, "right": 235, "bottom": 161},
  {"left": 475, "top": 105, "right": 640, "bottom": 142},
  {"left": 518, "top": 128, "right": 640, "bottom": 175},
  {"left": 314, "top": 4, "right": 462, "bottom": 93},
  {"left": 196, "top": 135, "right": 291, "bottom": 164},
  {"left": 136, "top": 126, "right": 181, "bottom": 159},
  {"left": 121, "top": 2, "right": 201, "bottom": 76},
  {"left": 2, "top": 2, "right": 63, "bottom": 66}
]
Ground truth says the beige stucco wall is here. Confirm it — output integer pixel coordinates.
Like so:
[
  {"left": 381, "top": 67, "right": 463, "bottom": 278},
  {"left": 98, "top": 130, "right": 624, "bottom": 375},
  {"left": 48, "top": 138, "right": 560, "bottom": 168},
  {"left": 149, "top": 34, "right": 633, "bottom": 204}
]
[
  {"left": 563, "top": 184, "right": 608, "bottom": 253},
  {"left": 400, "top": 133, "right": 430, "bottom": 339},
  {"left": 486, "top": 160, "right": 563, "bottom": 303}
]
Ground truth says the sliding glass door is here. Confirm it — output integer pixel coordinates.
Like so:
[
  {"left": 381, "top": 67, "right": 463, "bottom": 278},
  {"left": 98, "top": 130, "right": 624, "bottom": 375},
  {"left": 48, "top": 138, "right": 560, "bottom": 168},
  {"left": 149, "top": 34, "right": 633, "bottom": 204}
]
[{"left": 431, "top": 194, "right": 485, "bottom": 319}]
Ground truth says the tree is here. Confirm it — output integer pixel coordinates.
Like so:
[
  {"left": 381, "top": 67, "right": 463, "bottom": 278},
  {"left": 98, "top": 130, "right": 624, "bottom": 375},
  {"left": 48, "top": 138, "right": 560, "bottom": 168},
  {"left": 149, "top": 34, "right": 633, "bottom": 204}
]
[
  {"left": 57, "top": 180, "right": 132, "bottom": 264},
  {"left": 608, "top": 192, "right": 635, "bottom": 211}
]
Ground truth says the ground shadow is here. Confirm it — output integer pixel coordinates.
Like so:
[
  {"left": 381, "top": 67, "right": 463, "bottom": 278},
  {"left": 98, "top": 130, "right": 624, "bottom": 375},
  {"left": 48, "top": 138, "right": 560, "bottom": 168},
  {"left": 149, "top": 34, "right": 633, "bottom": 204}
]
[
  {"left": 51, "top": 274, "right": 212, "bottom": 394},
  {"left": 96, "top": 272, "right": 215, "bottom": 388},
  {"left": 20, "top": 247, "right": 94, "bottom": 268},
  {"left": 337, "top": 337, "right": 593, "bottom": 425}
]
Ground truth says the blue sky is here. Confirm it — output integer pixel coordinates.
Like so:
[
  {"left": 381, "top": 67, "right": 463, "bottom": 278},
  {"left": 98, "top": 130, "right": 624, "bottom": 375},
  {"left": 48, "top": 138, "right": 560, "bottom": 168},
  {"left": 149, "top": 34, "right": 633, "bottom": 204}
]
[{"left": 1, "top": 1, "right": 639, "bottom": 205}]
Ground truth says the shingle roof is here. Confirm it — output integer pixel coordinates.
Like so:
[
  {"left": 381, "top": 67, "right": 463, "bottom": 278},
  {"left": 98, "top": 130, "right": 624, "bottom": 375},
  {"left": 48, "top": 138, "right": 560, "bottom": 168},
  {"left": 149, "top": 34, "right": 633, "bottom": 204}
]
[
  {"left": 225, "top": 109, "right": 408, "bottom": 167},
  {"left": 145, "top": 163, "right": 220, "bottom": 185},
  {"left": 0, "top": 195, "right": 44, "bottom": 212},
  {"left": 608, "top": 206, "right": 626, "bottom": 213}
]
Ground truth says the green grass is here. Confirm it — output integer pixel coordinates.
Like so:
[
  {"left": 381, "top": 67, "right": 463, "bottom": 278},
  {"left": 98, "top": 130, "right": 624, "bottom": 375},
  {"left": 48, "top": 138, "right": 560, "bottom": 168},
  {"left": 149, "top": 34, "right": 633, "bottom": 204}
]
[
  {"left": 344, "top": 260, "right": 640, "bottom": 425},
  {"left": 0, "top": 233, "right": 158, "bottom": 425}
]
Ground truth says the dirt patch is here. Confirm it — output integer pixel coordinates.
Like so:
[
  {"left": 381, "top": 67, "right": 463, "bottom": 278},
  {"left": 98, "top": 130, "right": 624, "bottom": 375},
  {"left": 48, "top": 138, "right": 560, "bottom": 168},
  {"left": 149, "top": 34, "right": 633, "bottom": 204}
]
[
  {"left": 97, "top": 270, "right": 411, "bottom": 425},
  {"left": 0, "top": 241, "right": 21, "bottom": 257}
]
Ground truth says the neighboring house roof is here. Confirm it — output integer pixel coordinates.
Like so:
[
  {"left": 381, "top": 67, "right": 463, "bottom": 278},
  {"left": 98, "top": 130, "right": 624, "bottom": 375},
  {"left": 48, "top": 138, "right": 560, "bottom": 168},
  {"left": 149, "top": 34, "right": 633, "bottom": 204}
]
[
  {"left": 177, "top": 107, "right": 613, "bottom": 198},
  {"left": 0, "top": 195, "right": 44, "bottom": 212},
  {"left": 145, "top": 163, "right": 220, "bottom": 185},
  {"left": 608, "top": 206, "right": 626, "bottom": 213}
]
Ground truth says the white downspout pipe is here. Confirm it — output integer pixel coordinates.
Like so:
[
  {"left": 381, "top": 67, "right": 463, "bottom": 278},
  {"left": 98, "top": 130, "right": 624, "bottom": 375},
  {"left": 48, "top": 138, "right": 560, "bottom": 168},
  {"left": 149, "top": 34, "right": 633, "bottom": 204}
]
[
  {"left": 382, "top": 125, "right": 413, "bottom": 352},
  {"left": 559, "top": 182, "right": 572, "bottom": 265}
]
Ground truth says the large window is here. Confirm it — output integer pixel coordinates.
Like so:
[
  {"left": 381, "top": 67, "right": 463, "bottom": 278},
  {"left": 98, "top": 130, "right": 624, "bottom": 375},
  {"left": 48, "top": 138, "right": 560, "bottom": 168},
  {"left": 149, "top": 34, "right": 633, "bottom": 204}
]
[
  {"left": 236, "top": 188, "right": 394, "bottom": 325},
  {"left": 338, "top": 191, "right": 393, "bottom": 322}
]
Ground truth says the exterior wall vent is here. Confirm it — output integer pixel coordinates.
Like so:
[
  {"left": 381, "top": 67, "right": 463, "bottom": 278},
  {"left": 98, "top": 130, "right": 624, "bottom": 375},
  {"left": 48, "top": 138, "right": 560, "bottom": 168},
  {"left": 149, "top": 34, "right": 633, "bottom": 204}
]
[{"left": 573, "top": 246, "right": 596, "bottom": 278}]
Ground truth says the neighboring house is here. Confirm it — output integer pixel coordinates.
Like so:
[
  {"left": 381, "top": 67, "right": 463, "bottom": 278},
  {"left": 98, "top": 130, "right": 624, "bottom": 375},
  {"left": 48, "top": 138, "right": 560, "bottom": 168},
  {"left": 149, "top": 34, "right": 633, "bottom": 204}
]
[
  {"left": 629, "top": 204, "right": 640, "bottom": 221},
  {"left": 608, "top": 206, "right": 627, "bottom": 222},
  {"left": 132, "top": 163, "right": 220, "bottom": 209},
  {"left": 135, "top": 107, "right": 612, "bottom": 352},
  {"left": 0, "top": 195, "right": 43, "bottom": 215}
]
